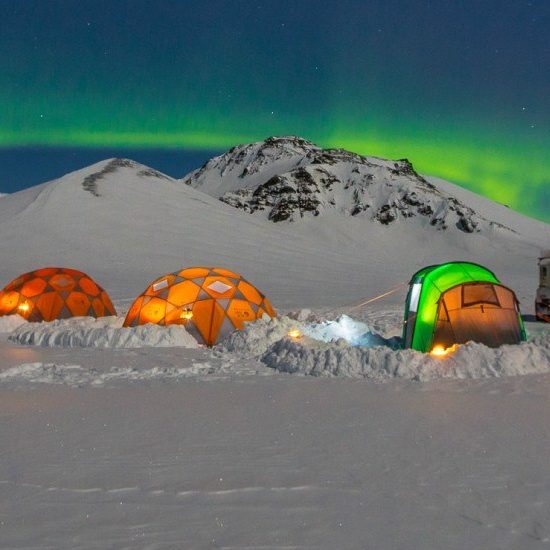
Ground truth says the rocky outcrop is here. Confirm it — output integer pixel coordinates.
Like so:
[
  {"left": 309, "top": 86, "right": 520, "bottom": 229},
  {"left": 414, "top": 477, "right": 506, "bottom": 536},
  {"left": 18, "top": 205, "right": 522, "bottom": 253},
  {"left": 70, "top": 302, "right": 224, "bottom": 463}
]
[{"left": 183, "top": 136, "right": 509, "bottom": 234}]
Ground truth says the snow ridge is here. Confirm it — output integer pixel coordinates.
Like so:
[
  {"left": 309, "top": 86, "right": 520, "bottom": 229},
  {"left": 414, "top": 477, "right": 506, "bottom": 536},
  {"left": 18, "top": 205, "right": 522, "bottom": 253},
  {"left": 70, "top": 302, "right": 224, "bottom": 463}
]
[
  {"left": 183, "top": 136, "right": 509, "bottom": 234},
  {"left": 262, "top": 335, "right": 550, "bottom": 380},
  {"left": 9, "top": 316, "right": 199, "bottom": 349},
  {"left": 82, "top": 158, "right": 171, "bottom": 196}
]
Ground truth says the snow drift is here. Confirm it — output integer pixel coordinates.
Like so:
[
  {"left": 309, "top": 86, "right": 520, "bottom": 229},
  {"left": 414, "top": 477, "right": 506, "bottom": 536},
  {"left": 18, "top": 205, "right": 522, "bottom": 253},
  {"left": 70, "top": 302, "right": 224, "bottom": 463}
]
[
  {"left": 0, "top": 361, "right": 218, "bottom": 387},
  {"left": 9, "top": 316, "right": 199, "bottom": 349},
  {"left": 0, "top": 314, "right": 27, "bottom": 333},
  {"left": 217, "top": 315, "right": 550, "bottom": 381},
  {"left": 302, "top": 314, "right": 401, "bottom": 348},
  {"left": 216, "top": 315, "right": 299, "bottom": 357},
  {"left": 262, "top": 335, "right": 550, "bottom": 381}
]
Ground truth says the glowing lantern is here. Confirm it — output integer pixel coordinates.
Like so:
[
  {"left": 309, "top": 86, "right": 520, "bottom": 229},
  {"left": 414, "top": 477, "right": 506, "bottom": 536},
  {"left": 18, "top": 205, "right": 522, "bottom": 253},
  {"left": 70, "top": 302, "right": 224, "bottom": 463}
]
[
  {"left": 180, "top": 308, "right": 193, "bottom": 321},
  {"left": 288, "top": 328, "right": 302, "bottom": 340},
  {"left": 18, "top": 301, "right": 30, "bottom": 313},
  {"left": 430, "top": 344, "right": 457, "bottom": 358}
]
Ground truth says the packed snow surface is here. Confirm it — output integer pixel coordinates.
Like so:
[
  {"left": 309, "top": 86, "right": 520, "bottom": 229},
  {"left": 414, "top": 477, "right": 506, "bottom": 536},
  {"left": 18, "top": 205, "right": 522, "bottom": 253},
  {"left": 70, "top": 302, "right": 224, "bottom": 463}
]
[
  {"left": 0, "top": 361, "right": 218, "bottom": 387},
  {"left": 3, "top": 364, "right": 550, "bottom": 549},
  {"left": 9, "top": 316, "right": 199, "bottom": 349}
]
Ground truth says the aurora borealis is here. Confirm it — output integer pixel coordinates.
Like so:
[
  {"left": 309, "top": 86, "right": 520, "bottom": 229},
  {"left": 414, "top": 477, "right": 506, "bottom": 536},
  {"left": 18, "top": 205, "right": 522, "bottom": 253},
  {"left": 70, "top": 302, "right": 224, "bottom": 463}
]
[{"left": 1, "top": 1, "right": 548, "bottom": 221}]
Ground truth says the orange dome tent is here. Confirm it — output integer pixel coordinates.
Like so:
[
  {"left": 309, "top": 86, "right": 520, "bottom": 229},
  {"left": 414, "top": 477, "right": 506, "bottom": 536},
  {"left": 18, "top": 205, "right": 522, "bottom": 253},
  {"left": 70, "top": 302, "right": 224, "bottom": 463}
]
[
  {"left": 123, "top": 267, "right": 276, "bottom": 346},
  {"left": 0, "top": 267, "right": 117, "bottom": 322}
]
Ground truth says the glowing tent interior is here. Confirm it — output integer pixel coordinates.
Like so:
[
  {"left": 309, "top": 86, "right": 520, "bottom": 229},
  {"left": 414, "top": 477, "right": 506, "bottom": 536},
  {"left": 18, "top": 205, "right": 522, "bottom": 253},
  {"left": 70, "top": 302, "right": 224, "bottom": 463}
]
[
  {"left": 403, "top": 262, "right": 526, "bottom": 353},
  {"left": 0, "top": 267, "right": 117, "bottom": 322},
  {"left": 123, "top": 267, "right": 276, "bottom": 346}
]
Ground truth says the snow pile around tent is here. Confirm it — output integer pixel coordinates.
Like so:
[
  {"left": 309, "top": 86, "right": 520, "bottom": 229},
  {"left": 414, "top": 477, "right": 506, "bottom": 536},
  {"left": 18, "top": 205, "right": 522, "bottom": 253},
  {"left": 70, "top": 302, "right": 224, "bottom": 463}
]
[
  {"left": 217, "top": 314, "right": 400, "bottom": 356},
  {"left": 302, "top": 314, "right": 401, "bottom": 348},
  {"left": 0, "top": 314, "right": 28, "bottom": 333},
  {"left": 263, "top": 334, "right": 550, "bottom": 380},
  {"left": 216, "top": 315, "right": 299, "bottom": 357},
  {"left": 217, "top": 314, "right": 550, "bottom": 381},
  {"left": 9, "top": 316, "right": 199, "bottom": 349}
]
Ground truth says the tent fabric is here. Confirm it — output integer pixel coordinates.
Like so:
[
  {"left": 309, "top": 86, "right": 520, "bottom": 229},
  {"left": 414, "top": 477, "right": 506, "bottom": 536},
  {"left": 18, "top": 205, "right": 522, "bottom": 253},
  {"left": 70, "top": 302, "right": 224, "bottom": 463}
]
[
  {"left": 0, "top": 267, "right": 116, "bottom": 322},
  {"left": 432, "top": 283, "right": 523, "bottom": 349},
  {"left": 123, "top": 267, "right": 276, "bottom": 346},
  {"left": 403, "top": 262, "right": 526, "bottom": 352}
]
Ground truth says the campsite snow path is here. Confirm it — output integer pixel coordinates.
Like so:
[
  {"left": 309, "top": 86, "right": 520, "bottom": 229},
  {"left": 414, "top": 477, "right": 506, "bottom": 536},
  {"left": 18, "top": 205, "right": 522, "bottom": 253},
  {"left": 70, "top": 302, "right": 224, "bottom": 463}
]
[{"left": 3, "top": 375, "right": 550, "bottom": 549}]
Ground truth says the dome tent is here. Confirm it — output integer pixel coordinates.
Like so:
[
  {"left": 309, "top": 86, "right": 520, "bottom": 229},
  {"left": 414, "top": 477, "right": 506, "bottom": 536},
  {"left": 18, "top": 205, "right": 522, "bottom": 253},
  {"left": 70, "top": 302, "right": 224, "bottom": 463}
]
[
  {"left": 403, "top": 262, "right": 526, "bottom": 352},
  {"left": 0, "top": 267, "right": 116, "bottom": 322},
  {"left": 123, "top": 267, "right": 276, "bottom": 346}
]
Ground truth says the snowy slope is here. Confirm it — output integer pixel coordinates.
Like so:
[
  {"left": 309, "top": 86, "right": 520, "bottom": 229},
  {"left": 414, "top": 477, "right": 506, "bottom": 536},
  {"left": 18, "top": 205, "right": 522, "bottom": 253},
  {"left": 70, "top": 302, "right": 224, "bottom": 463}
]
[
  {"left": 426, "top": 175, "right": 550, "bottom": 240},
  {"left": 0, "top": 150, "right": 548, "bottom": 310},
  {"left": 183, "top": 137, "right": 549, "bottom": 303},
  {"left": 0, "top": 158, "right": 350, "bottom": 305},
  {"left": 182, "top": 137, "right": 550, "bottom": 239},
  {"left": 181, "top": 136, "right": 320, "bottom": 197},
  {"left": 0, "top": 157, "right": 426, "bottom": 307}
]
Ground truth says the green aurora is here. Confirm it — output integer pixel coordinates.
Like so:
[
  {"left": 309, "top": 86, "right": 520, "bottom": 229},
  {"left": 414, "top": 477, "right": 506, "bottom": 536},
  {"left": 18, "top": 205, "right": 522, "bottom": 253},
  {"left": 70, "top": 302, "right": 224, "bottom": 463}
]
[{"left": 1, "top": 0, "right": 548, "bottom": 222}]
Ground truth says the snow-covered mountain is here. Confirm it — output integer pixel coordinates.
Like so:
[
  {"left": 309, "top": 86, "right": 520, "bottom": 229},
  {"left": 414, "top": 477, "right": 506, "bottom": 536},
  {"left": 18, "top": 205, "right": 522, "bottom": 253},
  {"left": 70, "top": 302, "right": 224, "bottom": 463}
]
[
  {"left": 1, "top": 157, "right": 416, "bottom": 306},
  {"left": 182, "top": 136, "right": 318, "bottom": 197},
  {"left": 182, "top": 136, "right": 504, "bottom": 234},
  {"left": 1, "top": 150, "right": 549, "bottom": 308}
]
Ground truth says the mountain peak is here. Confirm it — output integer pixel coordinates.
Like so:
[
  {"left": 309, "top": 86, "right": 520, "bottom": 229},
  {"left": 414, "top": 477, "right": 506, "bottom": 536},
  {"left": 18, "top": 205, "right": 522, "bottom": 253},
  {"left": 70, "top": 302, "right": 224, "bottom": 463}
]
[
  {"left": 181, "top": 135, "right": 323, "bottom": 197},
  {"left": 181, "top": 136, "right": 507, "bottom": 234},
  {"left": 78, "top": 158, "right": 172, "bottom": 197}
]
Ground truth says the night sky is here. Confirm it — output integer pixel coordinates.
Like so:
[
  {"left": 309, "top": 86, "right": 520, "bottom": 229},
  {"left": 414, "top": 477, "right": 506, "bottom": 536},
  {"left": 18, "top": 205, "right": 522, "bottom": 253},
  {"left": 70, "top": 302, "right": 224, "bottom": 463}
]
[{"left": 1, "top": 0, "right": 548, "bottom": 221}]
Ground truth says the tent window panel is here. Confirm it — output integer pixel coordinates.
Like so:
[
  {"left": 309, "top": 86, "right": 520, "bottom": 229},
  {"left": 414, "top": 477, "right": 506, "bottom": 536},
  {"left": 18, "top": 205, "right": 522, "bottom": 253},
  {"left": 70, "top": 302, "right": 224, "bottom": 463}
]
[
  {"left": 462, "top": 284, "right": 500, "bottom": 308},
  {"left": 408, "top": 283, "right": 422, "bottom": 313},
  {"left": 494, "top": 286, "right": 517, "bottom": 310},
  {"left": 404, "top": 283, "right": 422, "bottom": 349},
  {"left": 441, "top": 287, "right": 461, "bottom": 312}
]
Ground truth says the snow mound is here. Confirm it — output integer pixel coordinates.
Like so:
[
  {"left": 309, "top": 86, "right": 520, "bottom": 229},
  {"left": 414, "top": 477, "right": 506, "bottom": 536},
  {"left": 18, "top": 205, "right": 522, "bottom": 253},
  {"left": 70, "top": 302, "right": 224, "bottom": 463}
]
[
  {"left": 303, "top": 314, "right": 401, "bottom": 348},
  {"left": 9, "top": 316, "right": 199, "bottom": 349},
  {"left": 216, "top": 316, "right": 300, "bottom": 357},
  {"left": 216, "top": 314, "right": 550, "bottom": 381},
  {"left": 0, "top": 362, "right": 217, "bottom": 387},
  {"left": 262, "top": 334, "right": 550, "bottom": 381},
  {"left": 216, "top": 314, "right": 399, "bottom": 358},
  {"left": 0, "top": 314, "right": 27, "bottom": 333}
]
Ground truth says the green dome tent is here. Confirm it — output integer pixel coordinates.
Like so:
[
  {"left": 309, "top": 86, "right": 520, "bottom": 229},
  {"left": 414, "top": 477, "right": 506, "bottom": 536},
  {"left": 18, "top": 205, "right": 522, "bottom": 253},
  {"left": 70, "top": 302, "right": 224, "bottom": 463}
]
[{"left": 403, "top": 262, "right": 526, "bottom": 352}]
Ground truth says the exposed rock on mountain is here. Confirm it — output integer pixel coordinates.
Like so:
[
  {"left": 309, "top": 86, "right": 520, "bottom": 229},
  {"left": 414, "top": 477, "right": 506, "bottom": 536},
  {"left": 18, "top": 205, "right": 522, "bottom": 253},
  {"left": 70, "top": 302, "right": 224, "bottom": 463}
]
[{"left": 182, "top": 136, "right": 501, "bottom": 233}]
